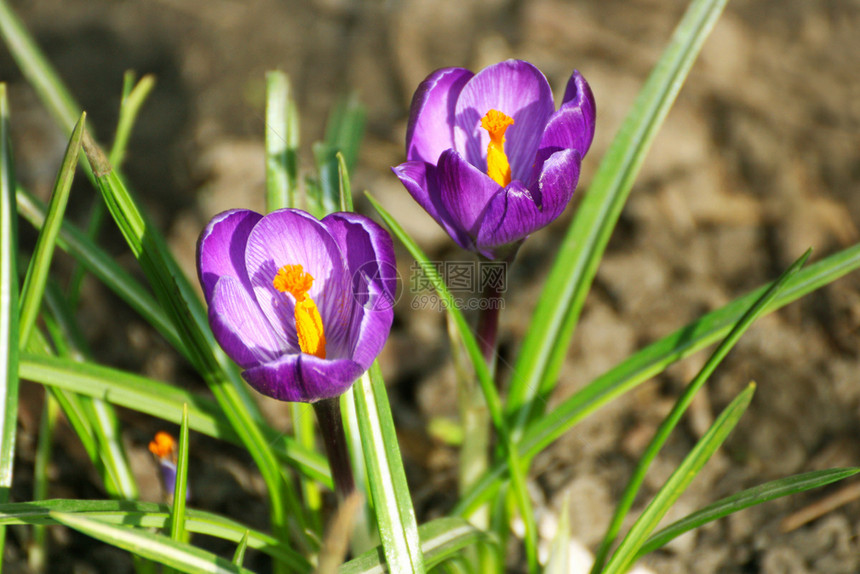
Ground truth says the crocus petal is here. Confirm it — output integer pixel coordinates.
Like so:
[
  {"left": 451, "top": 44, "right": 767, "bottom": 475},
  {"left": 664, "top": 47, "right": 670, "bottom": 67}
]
[
  {"left": 405, "top": 67, "right": 473, "bottom": 164},
  {"left": 538, "top": 71, "right": 596, "bottom": 158},
  {"left": 454, "top": 60, "right": 554, "bottom": 180},
  {"left": 477, "top": 149, "right": 581, "bottom": 251},
  {"left": 437, "top": 149, "right": 503, "bottom": 246},
  {"left": 243, "top": 354, "right": 365, "bottom": 403},
  {"left": 244, "top": 209, "right": 352, "bottom": 356},
  {"left": 209, "top": 276, "right": 288, "bottom": 368},
  {"left": 391, "top": 160, "right": 472, "bottom": 249},
  {"left": 196, "top": 209, "right": 262, "bottom": 304},
  {"left": 347, "top": 278, "right": 394, "bottom": 368}
]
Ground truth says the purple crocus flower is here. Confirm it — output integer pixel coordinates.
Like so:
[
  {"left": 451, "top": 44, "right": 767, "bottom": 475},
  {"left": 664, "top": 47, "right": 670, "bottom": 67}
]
[
  {"left": 197, "top": 208, "right": 396, "bottom": 403},
  {"left": 393, "top": 59, "right": 595, "bottom": 259}
]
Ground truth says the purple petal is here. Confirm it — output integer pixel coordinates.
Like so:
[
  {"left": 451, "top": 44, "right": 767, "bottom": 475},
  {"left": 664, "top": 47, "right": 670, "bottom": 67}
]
[
  {"left": 244, "top": 209, "right": 352, "bottom": 356},
  {"left": 453, "top": 60, "right": 554, "bottom": 181},
  {"left": 477, "top": 149, "right": 581, "bottom": 251},
  {"left": 437, "top": 149, "right": 502, "bottom": 245},
  {"left": 209, "top": 276, "right": 288, "bottom": 368},
  {"left": 197, "top": 209, "right": 262, "bottom": 304},
  {"left": 538, "top": 71, "right": 596, "bottom": 158},
  {"left": 347, "top": 280, "right": 394, "bottom": 369},
  {"left": 391, "top": 160, "right": 472, "bottom": 249},
  {"left": 243, "top": 354, "right": 365, "bottom": 403},
  {"left": 406, "top": 67, "right": 473, "bottom": 164}
]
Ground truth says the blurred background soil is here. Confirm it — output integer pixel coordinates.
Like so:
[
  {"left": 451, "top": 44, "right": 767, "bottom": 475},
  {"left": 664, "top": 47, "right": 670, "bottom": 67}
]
[{"left": 3, "top": 0, "right": 860, "bottom": 572}]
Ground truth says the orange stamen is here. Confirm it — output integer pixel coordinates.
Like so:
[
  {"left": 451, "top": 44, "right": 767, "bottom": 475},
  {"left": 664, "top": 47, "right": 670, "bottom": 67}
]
[
  {"left": 149, "top": 431, "right": 177, "bottom": 459},
  {"left": 274, "top": 264, "right": 327, "bottom": 359},
  {"left": 481, "top": 109, "right": 514, "bottom": 187}
]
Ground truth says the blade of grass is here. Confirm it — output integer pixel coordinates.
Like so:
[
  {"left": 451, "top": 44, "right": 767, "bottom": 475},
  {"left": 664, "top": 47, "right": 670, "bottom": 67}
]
[
  {"left": 591, "top": 249, "right": 810, "bottom": 573},
  {"left": 506, "top": 0, "right": 731, "bottom": 440},
  {"left": 51, "top": 511, "right": 254, "bottom": 574},
  {"left": 170, "top": 405, "right": 190, "bottom": 542},
  {"left": 453, "top": 241, "right": 860, "bottom": 516},
  {"left": 602, "top": 383, "right": 755, "bottom": 574},
  {"left": 18, "top": 352, "right": 331, "bottom": 487},
  {"left": 18, "top": 113, "right": 84, "bottom": 349},
  {"left": 29, "top": 392, "right": 58, "bottom": 571},
  {"left": 0, "top": 82, "right": 20, "bottom": 565},
  {"left": 0, "top": 499, "right": 312, "bottom": 572},
  {"left": 265, "top": 70, "right": 299, "bottom": 211},
  {"left": 339, "top": 517, "right": 492, "bottom": 574},
  {"left": 636, "top": 467, "right": 860, "bottom": 559},
  {"left": 352, "top": 363, "right": 425, "bottom": 573},
  {"left": 366, "top": 192, "right": 539, "bottom": 571}
]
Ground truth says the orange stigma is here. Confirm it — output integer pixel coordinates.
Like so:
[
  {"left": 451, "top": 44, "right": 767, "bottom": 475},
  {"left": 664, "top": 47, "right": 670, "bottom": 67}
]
[
  {"left": 273, "top": 264, "right": 327, "bottom": 359},
  {"left": 481, "top": 109, "right": 514, "bottom": 187},
  {"left": 149, "top": 431, "right": 177, "bottom": 460}
]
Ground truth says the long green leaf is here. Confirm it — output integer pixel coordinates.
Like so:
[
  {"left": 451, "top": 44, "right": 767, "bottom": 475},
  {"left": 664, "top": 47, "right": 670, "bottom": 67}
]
[
  {"left": 453, "top": 241, "right": 860, "bottom": 516},
  {"left": 591, "top": 249, "right": 810, "bottom": 573},
  {"left": 636, "top": 467, "right": 860, "bottom": 559},
  {"left": 0, "top": 83, "right": 20, "bottom": 563},
  {"left": 18, "top": 113, "right": 84, "bottom": 348},
  {"left": 352, "top": 363, "right": 425, "bottom": 573},
  {"left": 603, "top": 383, "right": 755, "bottom": 574},
  {"left": 51, "top": 511, "right": 253, "bottom": 574},
  {"left": 366, "top": 193, "right": 538, "bottom": 569},
  {"left": 507, "top": 0, "right": 730, "bottom": 439},
  {"left": 340, "top": 517, "right": 491, "bottom": 574},
  {"left": 0, "top": 499, "right": 311, "bottom": 572},
  {"left": 18, "top": 353, "right": 330, "bottom": 487},
  {"left": 265, "top": 71, "right": 299, "bottom": 211}
]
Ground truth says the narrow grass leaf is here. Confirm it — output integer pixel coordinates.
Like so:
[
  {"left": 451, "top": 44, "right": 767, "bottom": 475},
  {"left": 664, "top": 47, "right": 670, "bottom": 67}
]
[
  {"left": 265, "top": 71, "right": 299, "bottom": 210},
  {"left": 30, "top": 394, "right": 59, "bottom": 571},
  {"left": 324, "top": 92, "right": 365, "bottom": 173},
  {"left": 0, "top": 499, "right": 311, "bottom": 572},
  {"left": 338, "top": 152, "right": 354, "bottom": 212},
  {"left": 636, "top": 467, "right": 860, "bottom": 559},
  {"left": 18, "top": 353, "right": 331, "bottom": 487},
  {"left": 18, "top": 113, "right": 84, "bottom": 348},
  {"left": 544, "top": 492, "right": 571, "bottom": 574},
  {"left": 602, "top": 383, "right": 755, "bottom": 574},
  {"left": 50, "top": 511, "right": 254, "bottom": 574},
  {"left": 352, "top": 363, "right": 425, "bottom": 573},
  {"left": 591, "top": 249, "right": 810, "bottom": 573},
  {"left": 232, "top": 531, "right": 250, "bottom": 567},
  {"left": 109, "top": 72, "right": 155, "bottom": 167},
  {"left": 367, "top": 192, "right": 539, "bottom": 570},
  {"left": 339, "top": 517, "right": 492, "bottom": 574},
  {"left": 170, "top": 404, "right": 190, "bottom": 542},
  {"left": 507, "top": 0, "right": 730, "bottom": 439},
  {"left": 0, "top": 84, "right": 20, "bottom": 562}
]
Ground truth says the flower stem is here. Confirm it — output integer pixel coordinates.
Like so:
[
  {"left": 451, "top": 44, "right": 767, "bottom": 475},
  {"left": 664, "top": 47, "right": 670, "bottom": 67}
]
[
  {"left": 475, "top": 258, "right": 509, "bottom": 369},
  {"left": 313, "top": 397, "right": 355, "bottom": 501}
]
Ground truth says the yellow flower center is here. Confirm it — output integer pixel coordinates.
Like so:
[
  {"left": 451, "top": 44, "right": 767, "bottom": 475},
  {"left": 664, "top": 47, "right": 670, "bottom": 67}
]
[
  {"left": 273, "top": 264, "right": 327, "bottom": 359},
  {"left": 481, "top": 109, "right": 514, "bottom": 187}
]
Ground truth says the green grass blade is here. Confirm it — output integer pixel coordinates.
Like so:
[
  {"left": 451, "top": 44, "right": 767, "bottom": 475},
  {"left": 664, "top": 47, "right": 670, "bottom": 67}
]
[
  {"left": 453, "top": 241, "right": 860, "bottom": 517},
  {"left": 170, "top": 405, "right": 190, "bottom": 542},
  {"left": 366, "top": 192, "right": 538, "bottom": 570},
  {"left": 0, "top": 83, "right": 20, "bottom": 564},
  {"left": 30, "top": 393, "right": 58, "bottom": 571},
  {"left": 590, "top": 250, "right": 810, "bottom": 573},
  {"left": 337, "top": 152, "right": 354, "bottom": 212},
  {"left": 109, "top": 72, "right": 156, "bottom": 167},
  {"left": 18, "top": 113, "right": 84, "bottom": 348},
  {"left": 544, "top": 492, "right": 571, "bottom": 574},
  {"left": 16, "top": 187, "right": 187, "bottom": 356},
  {"left": 324, "top": 92, "right": 366, "bottom": 174},
  {"left": 636, "top": 467, "right": 860, "bottom": 559},
  {"left": 265, "top": 71, "right": 299, "bottom": 211},
  {"left": 352, "top": 363, "right": 425, "bottom": 573},
  {"left": 18, "top": 353, "right": 331, "bottom": 486},
  {"left": 507, "top": 0, "right": 730, "bottom": 439},
  {"left": 50, "top": 511, "right": 253, "bottom": 574},
  {"left": 339, "top": 517, "right": 492, "bottom": 574},
  {"left": 232, "top": 531, "right": 250, "bottom": 566},
  {"left": 0, "top": 499, "right": 312, "bottom": 572},
  {"left": 602, "top": 383, "right": 755, "bottom": 574}
]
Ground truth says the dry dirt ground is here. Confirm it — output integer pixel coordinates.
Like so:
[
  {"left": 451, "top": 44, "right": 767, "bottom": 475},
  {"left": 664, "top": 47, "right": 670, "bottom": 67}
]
[{"left": 3, "top": 0, "right": 860, "bottom": 572}]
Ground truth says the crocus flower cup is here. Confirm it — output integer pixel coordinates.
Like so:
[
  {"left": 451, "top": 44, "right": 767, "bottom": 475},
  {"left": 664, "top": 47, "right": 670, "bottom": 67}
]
[
  {"left": 393, "top": 59, "right": 595, "bottom": 259},
  {"left": 197, "top": 208, "right": 396, "bottom": 403}
]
